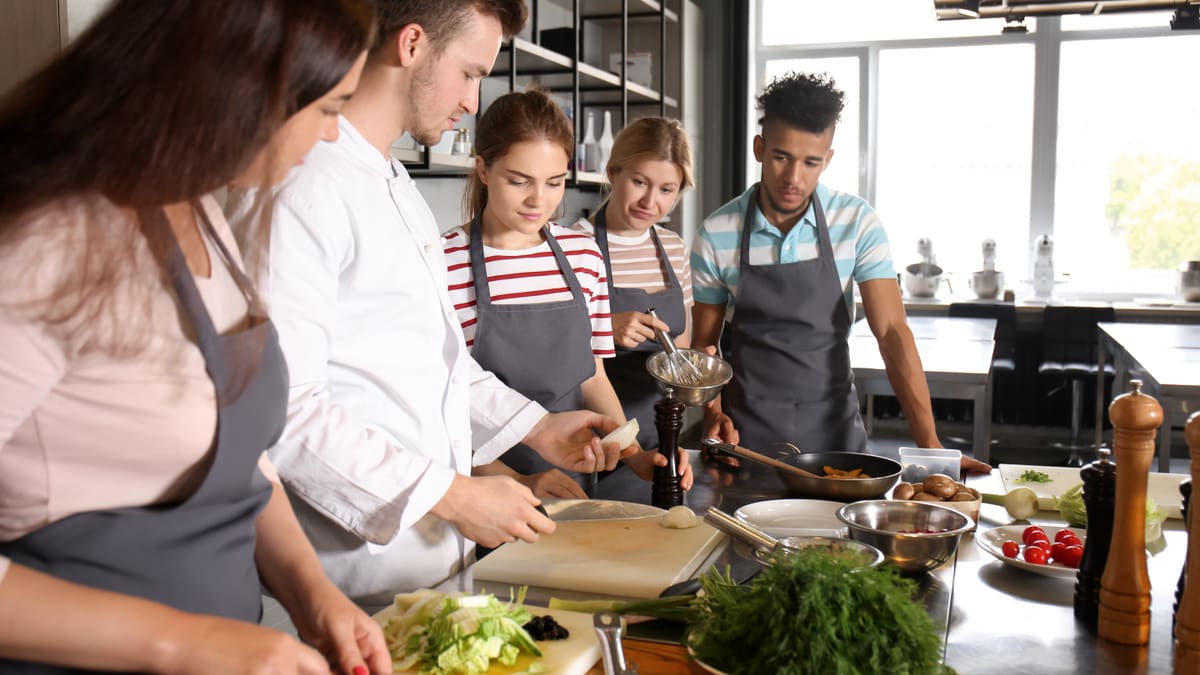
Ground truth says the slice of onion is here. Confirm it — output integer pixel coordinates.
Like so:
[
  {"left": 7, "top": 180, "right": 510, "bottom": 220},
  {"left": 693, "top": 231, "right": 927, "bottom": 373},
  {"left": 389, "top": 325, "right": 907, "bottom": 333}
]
[{"left": 600, "top": 419, "right": 640, "bottom": 450}]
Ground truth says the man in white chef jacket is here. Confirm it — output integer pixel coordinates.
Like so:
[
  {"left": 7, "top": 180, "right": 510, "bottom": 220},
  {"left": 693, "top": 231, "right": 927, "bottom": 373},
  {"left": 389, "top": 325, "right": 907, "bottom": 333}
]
[{"left": 238, "top": 0, "right": 629, "bottom": 609}]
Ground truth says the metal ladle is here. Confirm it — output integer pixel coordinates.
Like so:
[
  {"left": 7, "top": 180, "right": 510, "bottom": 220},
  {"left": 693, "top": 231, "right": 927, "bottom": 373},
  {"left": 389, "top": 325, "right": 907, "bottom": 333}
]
[{"left": 701, "top": 438, "right": 822, "bottom": 480}]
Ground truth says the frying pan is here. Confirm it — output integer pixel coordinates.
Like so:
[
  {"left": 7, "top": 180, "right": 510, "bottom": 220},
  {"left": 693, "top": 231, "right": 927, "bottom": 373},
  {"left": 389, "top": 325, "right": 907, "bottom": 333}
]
[{"left": 702, "top": 439, "right": 901, "bottom": 501}]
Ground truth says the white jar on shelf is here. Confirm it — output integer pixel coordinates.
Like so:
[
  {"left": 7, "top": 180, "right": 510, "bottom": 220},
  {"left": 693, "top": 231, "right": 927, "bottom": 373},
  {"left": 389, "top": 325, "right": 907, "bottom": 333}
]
[
  {"left": 596, "top": 111, "right": 614, "bottom": 174},
  {"left": 582, "top": 111, "right": 598, "bottom": 172}
]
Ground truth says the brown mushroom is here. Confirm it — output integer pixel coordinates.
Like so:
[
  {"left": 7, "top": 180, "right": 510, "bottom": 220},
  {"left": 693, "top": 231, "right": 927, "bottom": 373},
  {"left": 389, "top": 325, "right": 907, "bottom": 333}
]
[
  {"left": 922, "top": 474, "right": 958, "bottom": 500},
  {"left": 893, "top": 483, "right": 916, "bottom": 500},
  {"left": 911, "top": 492, "right": 942, "bottom": 502}
]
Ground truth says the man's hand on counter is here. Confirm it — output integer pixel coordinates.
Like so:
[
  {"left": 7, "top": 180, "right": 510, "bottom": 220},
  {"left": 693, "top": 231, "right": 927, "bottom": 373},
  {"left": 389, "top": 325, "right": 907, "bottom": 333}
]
[{"left": 961, "top": 455, "right": 993, "bottom": 475}]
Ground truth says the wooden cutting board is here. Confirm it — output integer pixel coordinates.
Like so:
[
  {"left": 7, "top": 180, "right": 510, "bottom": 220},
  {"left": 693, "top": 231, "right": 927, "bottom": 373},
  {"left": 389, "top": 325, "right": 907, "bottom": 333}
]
[
  {"left": 473, "top": 515, "right": 726, "bottom": 599},
  {"left": 998, "top": 463, "right": 1187, "bottom": 519},
  {"left": 374, "top": 604, "right": 600, "bottom": 675}
]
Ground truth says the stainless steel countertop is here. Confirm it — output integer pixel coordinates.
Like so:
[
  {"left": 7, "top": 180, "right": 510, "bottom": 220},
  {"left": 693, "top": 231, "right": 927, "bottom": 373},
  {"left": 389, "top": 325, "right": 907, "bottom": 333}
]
[{"left": 586, "top": 451, "right": 1190, "bottom": 675}]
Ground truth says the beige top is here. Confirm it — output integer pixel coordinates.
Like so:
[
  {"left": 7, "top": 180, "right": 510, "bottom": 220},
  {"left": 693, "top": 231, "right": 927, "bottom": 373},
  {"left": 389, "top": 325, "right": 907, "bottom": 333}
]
[{"left": 0, "top": 195, "right": 276, "bottom": 583}]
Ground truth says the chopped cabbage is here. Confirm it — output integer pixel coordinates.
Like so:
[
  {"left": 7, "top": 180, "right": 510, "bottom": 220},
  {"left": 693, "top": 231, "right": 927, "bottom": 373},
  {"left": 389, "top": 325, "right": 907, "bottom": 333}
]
[
  {"left": 383, "top": 589, "right": 542, "bottom": 675},
  {"left": 1057, "top": 483, "right": 1169, "bottom": 540}
]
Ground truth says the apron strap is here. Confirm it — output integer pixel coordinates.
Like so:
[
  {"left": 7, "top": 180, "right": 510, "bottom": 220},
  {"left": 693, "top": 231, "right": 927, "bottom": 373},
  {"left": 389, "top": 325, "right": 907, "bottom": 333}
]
[
  {"left": 137, "top": 206, "right": 220, "bottom": 345},
  {"left": 738, "top": 186, "right": 759, "bottom": 270},
  {"left": 468, "top": 217, "right": 585, "bottom": 308},
  {"left": 595, "top": 204, "right": 680, "bottom": 299}
]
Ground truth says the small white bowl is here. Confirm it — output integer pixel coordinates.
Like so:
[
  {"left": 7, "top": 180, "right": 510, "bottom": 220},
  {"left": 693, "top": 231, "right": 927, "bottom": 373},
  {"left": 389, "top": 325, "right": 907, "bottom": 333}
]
[{"left": 734, "top": 499, "right": 849, "bottom": 539}]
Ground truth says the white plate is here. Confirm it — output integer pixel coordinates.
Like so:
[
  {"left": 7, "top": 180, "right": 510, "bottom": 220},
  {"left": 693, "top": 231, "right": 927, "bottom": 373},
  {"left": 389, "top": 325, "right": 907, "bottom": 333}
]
[
  {"left": 976, "top": 525, "right": 1085, "bottom": 579},
  {"left": 734, "top": 499, "right": 848, "bottom": 538}
]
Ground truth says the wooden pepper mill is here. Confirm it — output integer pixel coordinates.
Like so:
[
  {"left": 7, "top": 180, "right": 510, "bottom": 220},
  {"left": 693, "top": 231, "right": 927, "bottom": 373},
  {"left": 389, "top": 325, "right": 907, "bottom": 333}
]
[
  {"left": 651, "top": 391, "right": 685, "bottom": 509},
  {"left": 1098, "top": 379, "right": 1162, "bottom": 646},
  {"left": 1174, "top": 411, "right": 1200, "bottom": 671}
]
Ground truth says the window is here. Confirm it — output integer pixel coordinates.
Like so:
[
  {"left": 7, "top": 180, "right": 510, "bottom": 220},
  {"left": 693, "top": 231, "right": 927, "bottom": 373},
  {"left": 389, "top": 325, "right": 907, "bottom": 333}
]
[
  {"left": 1053, "top": 35, "right": 1200, "bottom": 289},
  {"left": 755, "top": 1, "right": 1197, "bottom": 298},
  {"left": 762, "top": 57, "right": 860, "bottom": 195},
  {"left": 876, "top": 45, "right": 1034, "bottom": 280}
]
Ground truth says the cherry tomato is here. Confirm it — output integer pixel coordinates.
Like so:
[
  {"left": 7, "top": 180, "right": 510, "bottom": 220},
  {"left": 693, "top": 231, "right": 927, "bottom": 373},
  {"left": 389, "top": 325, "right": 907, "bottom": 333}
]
[
  {"left": 1002, "top": 541, "right": 1020, "bottom": 558},
  {"left": 1024, "top": 546, "right": 1049, "bottom": 564},
  {"left": 1029, "top": 539, "right": 1052, "bottom": 553},
  {"left": 1022, "top": 526, "right": 1047, "bottom": 545},
  {"left": 1051, "top": 542, "right": 1067, "bottom": 560},
  {"left": 1057, "top": 544, "right": 1084, "bottom": 568},
  {"left": 1055, "top": 530, "right": 1081, "bottom": 545}
]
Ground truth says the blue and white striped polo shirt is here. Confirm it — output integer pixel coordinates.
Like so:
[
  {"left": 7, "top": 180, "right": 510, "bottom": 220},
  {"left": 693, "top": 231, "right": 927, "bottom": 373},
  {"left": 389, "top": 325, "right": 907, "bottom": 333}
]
[{"left": 690, "top": 183, "right": 896, "bottom": 320}]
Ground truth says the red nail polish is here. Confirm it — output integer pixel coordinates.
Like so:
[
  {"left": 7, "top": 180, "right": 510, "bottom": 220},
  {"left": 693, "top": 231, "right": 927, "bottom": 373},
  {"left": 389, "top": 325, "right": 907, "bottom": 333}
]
[{"left": 353, "top": 666, "right": 368, "bottom": 675}]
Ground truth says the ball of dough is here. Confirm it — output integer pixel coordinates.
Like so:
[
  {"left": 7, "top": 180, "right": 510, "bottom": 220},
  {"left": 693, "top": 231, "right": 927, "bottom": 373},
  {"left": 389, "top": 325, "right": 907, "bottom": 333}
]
[{"left": 661, "top": 505, "right": 700, "bottom": 529}]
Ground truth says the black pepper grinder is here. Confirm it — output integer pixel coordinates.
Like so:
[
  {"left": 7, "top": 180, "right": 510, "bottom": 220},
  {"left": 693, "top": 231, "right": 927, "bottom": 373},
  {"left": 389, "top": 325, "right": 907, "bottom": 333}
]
[
  {"left": 651, "top": 392, "right": 685, "bottom": 509},
  {"left": 1177, "top": 478, "right": 1194, "bottom": 630},
  {"left": 1075, "top": 447, "right": 1116, "bottom": 633}
]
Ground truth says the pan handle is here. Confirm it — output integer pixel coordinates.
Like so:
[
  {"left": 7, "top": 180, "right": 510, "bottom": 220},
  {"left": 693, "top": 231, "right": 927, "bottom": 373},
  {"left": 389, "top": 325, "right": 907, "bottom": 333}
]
[
  {"left": 701, "top": 439, "right": 820, "bottom": 480},
  {"left": 702, "top": 507, "right": 779, "bottom": 553}
]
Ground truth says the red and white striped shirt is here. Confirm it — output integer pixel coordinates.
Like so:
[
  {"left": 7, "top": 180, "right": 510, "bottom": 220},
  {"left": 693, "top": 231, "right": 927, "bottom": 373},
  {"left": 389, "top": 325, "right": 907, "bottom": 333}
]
[{"left": 442, "top": 223, "right": 615, "bottom": 356}]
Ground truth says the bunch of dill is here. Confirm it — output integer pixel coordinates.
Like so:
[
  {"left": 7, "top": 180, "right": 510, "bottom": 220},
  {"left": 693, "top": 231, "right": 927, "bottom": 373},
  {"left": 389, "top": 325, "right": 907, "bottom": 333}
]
[{"left": 689, "top": 548, "right": 951, "bottom": 675}]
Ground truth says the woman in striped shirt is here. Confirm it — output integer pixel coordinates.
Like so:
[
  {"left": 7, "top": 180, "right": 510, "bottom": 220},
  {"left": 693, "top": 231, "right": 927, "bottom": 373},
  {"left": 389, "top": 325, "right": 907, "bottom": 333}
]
[{"left": 443, "top": 90, "right": 691, "bottom": 498}]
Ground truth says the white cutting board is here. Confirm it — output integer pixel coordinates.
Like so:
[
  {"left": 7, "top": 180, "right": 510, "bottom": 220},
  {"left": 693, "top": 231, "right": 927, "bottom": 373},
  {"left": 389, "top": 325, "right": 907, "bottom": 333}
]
[
  {"left": 374, "top": 604, "right": 600, "bottom": 675},
  {"left": 472, "top": 515, "right": 726, "bottom": 599},
  {"left": 998, "top": 464, "right": 1187, "bottom": 519}
]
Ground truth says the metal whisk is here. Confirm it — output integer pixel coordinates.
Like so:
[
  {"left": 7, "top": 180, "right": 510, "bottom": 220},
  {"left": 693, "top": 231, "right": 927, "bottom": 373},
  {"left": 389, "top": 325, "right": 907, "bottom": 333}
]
[{"left": 646, "top": 308, "right": 705, "bottom": 386}]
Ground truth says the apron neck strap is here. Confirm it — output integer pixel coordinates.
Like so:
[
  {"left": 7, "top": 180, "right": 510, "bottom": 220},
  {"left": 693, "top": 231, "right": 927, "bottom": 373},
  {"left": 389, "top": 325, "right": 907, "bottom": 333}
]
[
  {"left": 595, "top": 203, "right": 679, "bottom": 292},
  {"left": 468, "top": 217, "right": 585, "bottom": 307},
  {"left": 740, "top": 185, "right": 834, "bottom": 265}
]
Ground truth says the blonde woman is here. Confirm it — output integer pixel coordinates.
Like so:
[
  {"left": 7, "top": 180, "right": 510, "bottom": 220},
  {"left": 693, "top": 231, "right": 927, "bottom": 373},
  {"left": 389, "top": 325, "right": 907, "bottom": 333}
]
[{"left": 567, "top": 117, "right": 712, "bottom": 451}]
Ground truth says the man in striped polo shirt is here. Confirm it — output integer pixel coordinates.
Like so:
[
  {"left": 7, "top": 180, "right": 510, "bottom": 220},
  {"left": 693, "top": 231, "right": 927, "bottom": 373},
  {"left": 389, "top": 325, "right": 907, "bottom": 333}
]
[{"left": 691, "top": 71, "right": 990, "bottom": 475}]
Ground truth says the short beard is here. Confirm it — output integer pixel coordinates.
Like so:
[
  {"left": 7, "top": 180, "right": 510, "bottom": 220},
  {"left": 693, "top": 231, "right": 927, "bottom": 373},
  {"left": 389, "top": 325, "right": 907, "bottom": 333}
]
[
  {"left": 407, "top": 59, "right": 449, "bottom": 147},
  {"left": 762, "top": 185, "right": 807, "bottom": 218}
]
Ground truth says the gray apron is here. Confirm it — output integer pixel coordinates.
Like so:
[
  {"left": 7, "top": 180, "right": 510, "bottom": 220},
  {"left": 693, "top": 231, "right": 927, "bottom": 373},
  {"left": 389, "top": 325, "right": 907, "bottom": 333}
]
[
  {"left": 723, "top": 185, "right": 868, "bottom": 454},
  {"left": 466, "top": 219, "right": 595, "bottom": 477},
  {"left": 0, "top": 206, "right": 286, "bottom": 674},
  {"left": 593, "top": 208, "right": 686, "bottom": 451}
]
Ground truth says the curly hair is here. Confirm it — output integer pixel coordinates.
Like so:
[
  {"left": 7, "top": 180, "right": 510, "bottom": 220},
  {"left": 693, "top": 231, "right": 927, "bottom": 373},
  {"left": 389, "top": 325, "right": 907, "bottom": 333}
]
[{"left": 756, "top": 71, "right": 845, "bottom": 133}]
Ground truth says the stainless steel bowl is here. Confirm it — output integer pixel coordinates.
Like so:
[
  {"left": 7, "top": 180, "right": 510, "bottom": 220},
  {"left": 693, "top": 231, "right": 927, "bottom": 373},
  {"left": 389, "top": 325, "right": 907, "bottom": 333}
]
[
  {"left": 1179, "top": 261, "right": 1200, "bottom": 302},
  {"left": 836, "top": 500, "right": 972, "bottom": 575},
  {"left": 756, "top": 535, "right": 886, "bottom": 569},
  {"left": 903, "top": 263, "right": 946, "bottom": 298},
  {"left": 773, "top": 451, "right": 901, "bottom": 501},
  {"left": 646, "top": 349, "right": 732, "bottom": 406},
  {"left": 970, "top": 270, "right": 1004, "bottom": 299}
]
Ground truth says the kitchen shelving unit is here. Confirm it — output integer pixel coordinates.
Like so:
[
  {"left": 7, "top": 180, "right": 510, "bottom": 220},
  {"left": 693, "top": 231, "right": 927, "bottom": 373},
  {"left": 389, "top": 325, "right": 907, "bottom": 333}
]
[{"left": 397, "top": 0, "right": 684, "bottom": 187}]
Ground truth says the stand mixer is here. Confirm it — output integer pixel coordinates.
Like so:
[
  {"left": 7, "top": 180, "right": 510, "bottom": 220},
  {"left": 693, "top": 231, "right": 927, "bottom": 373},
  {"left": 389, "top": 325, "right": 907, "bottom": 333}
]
[
  {"left": 970, "top": 238, "right": 1004, "bottom": 300},
  {"left": 903, "top": 237, "right": 948, "bottom": 298},
  {"left": 1033, "top": 234, "right": 1056, "bottom": 300}
]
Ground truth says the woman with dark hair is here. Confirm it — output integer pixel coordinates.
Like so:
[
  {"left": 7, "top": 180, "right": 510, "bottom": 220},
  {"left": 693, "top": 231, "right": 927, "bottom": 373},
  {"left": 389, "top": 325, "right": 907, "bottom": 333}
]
[
  {"left": 442, "top": 89, "right": 692, "bottom": 497},
  {"left": 0, "top": 2, "right": 390, "bottom": 673}
]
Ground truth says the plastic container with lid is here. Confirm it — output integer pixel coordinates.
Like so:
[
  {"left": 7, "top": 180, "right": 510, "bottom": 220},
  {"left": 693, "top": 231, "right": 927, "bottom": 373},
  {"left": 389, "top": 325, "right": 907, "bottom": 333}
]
[{"left": 899, "top": 447, "right": 962, "bottom": 483}]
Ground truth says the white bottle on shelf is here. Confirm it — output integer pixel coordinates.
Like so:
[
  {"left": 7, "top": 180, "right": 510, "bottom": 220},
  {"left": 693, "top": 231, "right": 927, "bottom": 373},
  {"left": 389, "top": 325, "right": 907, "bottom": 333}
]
[
  {"left": 582, "top": 111, "right": 598, "bottom": 173},
  {"left": 596, "top": 110, "right": 614, "bottom": 174}
]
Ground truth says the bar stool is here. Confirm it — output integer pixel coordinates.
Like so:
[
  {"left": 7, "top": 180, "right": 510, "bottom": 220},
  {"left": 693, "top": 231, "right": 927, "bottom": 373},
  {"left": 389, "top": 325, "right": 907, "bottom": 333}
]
[{"left": 1038, "top": 305, "right": 1116, "bottom": 465}]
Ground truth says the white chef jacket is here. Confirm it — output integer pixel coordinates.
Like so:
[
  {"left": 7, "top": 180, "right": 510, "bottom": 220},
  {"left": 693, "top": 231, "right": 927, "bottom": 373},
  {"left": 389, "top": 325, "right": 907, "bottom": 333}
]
[{"left": 241, "top": 116, "right": 546, "bottom": 607}]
